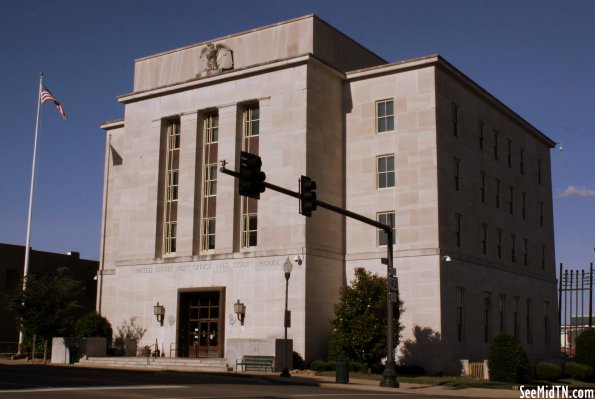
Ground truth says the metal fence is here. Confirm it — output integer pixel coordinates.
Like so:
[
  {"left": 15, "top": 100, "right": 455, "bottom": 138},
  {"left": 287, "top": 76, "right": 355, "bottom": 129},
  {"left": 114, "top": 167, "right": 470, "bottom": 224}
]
[{"left": 559, "top": 263, "right": 593, "bottom": 356}]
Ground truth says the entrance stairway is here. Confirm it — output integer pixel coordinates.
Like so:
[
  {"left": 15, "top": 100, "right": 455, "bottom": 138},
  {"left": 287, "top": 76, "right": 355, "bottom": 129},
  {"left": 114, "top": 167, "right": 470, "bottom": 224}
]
[{"left": 77, "top": 356, "right": 230, "bottom": 372}]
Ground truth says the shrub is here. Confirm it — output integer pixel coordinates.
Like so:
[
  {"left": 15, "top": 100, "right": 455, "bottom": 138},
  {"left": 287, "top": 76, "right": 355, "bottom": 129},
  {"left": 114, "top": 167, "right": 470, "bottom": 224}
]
[
  {"left": 310, "top": 360, "right": 328, "bottom": 372},
  {"left": 74, "top": 312, "right": 113, "bottom": 340},
  {"left": 396, "top": 364, "right": 425, "bottom": 376},
  {"left": 565, "top": 361, "right": 593, "bottom": 381},
  {"left": 326, "top": 360, "right": 336, "bottom": 371},
  {"left": 576, "top": 329, "right": 595, "bottom": 370},
  {"left": 487, "top": 333, "right": 531, "bottom": 383},
  {"left": 350, "top": 361, "right": 368, "bottom": 372},
  {"left": 536, "top": 362, "right": 562, "bottom": 381}
]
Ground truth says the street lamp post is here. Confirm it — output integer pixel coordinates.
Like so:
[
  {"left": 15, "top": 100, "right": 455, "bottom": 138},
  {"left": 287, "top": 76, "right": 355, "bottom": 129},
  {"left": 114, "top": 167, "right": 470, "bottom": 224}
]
[{"left": 281, "top": 260, "right": 293, "bottom": 377}]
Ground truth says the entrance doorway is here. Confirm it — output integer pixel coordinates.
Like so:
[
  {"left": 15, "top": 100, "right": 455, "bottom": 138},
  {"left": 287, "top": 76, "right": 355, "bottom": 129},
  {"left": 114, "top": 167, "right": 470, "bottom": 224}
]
[{"left": 178, "top": 289, "right": 225, "bottom": 358}]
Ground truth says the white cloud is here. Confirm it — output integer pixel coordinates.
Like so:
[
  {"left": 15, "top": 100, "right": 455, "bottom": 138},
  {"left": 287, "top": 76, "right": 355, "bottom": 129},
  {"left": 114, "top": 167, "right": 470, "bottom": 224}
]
[{"left": 559, "top": 186, "right": 595, "bottom": 198}]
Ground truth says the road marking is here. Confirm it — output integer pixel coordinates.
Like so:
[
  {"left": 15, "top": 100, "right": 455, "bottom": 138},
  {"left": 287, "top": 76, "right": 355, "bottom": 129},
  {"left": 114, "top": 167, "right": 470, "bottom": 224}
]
[{"left": 0, "top": 385, "right": 188, "bottom": 394}]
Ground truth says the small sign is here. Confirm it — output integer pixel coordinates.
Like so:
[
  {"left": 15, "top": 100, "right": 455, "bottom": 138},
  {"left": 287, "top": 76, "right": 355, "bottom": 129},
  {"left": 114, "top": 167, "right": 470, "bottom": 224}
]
[
  {"left": 388, "top": 267, "right": 396, "bottom": 276},
  {"left": 389, "top": 277, "right": 398, "bottom": 292},
  {"left": 284, "top": 310, "right": 291, "bottom": 328},
  {"left": 390, "top": 292, "right": 398, "bottom": 303}
]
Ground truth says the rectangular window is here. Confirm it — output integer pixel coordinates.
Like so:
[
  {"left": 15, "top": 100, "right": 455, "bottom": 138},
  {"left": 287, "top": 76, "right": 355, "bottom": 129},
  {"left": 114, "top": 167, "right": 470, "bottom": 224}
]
[
  {"left": 497, "top": 229, "right": 503, "bottom": 259},
  {"left": 509, "top": 185, "right": 514, "bottom": 215},
  {"left": 511, "top": 233, "right": 516, "bottom": 263},
  {"left": 455, "top": 213, "right": 462, "bottom": 248},
  {"left": 494, "top": 130, "right": 499, "bottom": 160},
  {"left": 499, "top": 294, "right": 506, "bottom": 333},
  {"left": 456, "top": 287, "right": 465, "bottom": 342},
  {"left": 520, "top": 148, "right": 525, "bottom": 174},
  {"left": 244, "top": 105, "right": 260, "bottom": 138},
  {"left": 453, "top": 158, "right": 461, "bottom": 191},
  {"left": 242, "top": 213, "right": 258, "bottom": 248},
  {"left": 522, "top": 192, "right": 527, "bottom": 220},
  {"left": 481, "top": 223, "right": 488, "bottom": 255},
  {"left": 478, "top": 120, "right": 484, "bottom": 150},
  {"left": 484, "top": 292, "right": 492, "bottom": 343},
  {"left": 204, "top": 164, "right": 218, "bottom": 197},
  {"left": 480, "top": 172, "right": 486, "bottom": 202},
  {"left": 541, "top": 245, "right": 546, "bottom": 271},
  {"left": 513, "top": 296, "right": 520, "bottom": 340},
  {"left": 377, "top": 155, "right": 395, "bottom": 188},
  {"left": 376, "top": 99, "right": 394, "bottom": 133},
  {"left": 539, "top": 201, "right": 544, "bottom": 227},
  {"left": 377, "top": 211, "right": 396, "bottom": 246},
  {"left": 201, "top": 218, "right": 216, "bottom": 251},
  {"left": 523, "top": 238, "right": 529, "bottom": 266},
  {"left": 544, "top": 301, "right": 550, "bottom": 344},
  {"left": 495, "top": 179, "right": 501, "bottom": 209},
  {"left": 451, "top": 103, "right": 459, "bottom": 137},
  {"left": 538, "top": 158, "right": 543, "bottom": 185},
  {"left": 526, "top": 298, "right": 533, "bottom": 344},
  {"left": 507, "top": 139, "right": 512, "bottom": 167},
  {"left": 205, "top": 113, "right": 219, "bottom": 143},
  {"left": 163, "top": 119, "right": 180, "bottom": 256}
]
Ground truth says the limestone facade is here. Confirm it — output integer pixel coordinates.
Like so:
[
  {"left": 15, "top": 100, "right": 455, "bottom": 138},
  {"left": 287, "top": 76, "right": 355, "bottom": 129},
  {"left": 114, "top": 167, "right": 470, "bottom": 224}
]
[{"left": 99, "top": 15, "right": 557, "bottom": 373}]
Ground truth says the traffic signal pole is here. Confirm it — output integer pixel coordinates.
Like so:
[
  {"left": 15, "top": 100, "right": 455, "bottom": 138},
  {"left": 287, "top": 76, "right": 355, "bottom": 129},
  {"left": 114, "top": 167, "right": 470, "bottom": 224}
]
[{"left": 220, "top": 163, "right": 399, "bottom": 388}]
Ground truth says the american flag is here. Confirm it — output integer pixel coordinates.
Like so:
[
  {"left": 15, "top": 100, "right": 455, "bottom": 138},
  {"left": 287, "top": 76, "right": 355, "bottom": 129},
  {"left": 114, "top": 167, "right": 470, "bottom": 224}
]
[{"left": 41, "top": 86, "right": 67, "bottom": 120}]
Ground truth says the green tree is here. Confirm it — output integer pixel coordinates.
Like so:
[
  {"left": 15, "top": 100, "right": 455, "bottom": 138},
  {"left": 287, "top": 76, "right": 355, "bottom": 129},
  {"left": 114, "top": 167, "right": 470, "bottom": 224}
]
[
  {"left": 4, "top": 267, "right": 83, "bottom": 360},
  {"left": 328, "top": 267, "right": 403, "bottom": 367}
]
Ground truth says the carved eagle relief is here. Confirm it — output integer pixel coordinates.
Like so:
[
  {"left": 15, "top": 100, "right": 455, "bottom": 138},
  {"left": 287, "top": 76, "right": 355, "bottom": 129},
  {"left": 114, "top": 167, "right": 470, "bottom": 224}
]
[{"left": 197, "top": 43, "right": 234, "bottom": 77}]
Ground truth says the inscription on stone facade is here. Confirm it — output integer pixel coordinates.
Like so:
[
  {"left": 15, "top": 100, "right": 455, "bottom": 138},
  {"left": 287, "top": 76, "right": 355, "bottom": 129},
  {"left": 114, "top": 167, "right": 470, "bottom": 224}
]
[{"left": 131, "top": 258, "right": 283, "bottom": 275}]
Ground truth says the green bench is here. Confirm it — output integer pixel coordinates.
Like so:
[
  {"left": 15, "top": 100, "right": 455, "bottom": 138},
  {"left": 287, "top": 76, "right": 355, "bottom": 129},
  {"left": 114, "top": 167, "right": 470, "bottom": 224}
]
[{"left": 236, "top": 355, "right": 275, "bottom": 372}]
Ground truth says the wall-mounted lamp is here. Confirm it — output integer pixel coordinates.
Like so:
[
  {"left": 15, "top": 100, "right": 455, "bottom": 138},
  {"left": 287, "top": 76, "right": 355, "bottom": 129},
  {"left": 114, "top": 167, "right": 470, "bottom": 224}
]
[
  {"left": 442, "top": 255, "right": 452, "bottom": 262},
  {"left": 234, "top": 299, "right": 246, "bottom": 326},
  {"left": 154, "top": 302, "right": 165, "bottom": 326},
  {"left": 293, "top": 255, "right": 303, "bottom": 265}
]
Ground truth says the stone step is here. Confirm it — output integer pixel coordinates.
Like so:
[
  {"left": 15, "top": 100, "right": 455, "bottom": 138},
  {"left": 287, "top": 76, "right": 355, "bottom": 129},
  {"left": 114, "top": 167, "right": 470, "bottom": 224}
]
[{"left": 78, "top": 357, "right": 229, "bottom": 372}]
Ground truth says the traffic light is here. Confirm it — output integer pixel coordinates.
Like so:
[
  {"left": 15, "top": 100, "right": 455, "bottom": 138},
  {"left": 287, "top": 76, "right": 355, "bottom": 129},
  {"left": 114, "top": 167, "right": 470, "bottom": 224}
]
[
  {"left": 239, "top": 151, "right": 266, "bottom": 199},
  {"left": 300, "top": 175, "right": 317, "bottom": 217}
]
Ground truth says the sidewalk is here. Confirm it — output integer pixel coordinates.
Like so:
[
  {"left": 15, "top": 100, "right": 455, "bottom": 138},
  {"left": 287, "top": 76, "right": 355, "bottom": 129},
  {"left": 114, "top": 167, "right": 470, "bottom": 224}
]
[{"left": 288, "top": 374, "right": 520, "bottom": 398}]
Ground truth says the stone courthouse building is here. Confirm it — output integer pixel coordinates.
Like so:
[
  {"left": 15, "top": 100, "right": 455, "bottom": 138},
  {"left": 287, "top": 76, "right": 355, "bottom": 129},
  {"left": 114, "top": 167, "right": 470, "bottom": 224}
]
[{"left": 99, "top": 15, "right": 558, "bottom": 373}]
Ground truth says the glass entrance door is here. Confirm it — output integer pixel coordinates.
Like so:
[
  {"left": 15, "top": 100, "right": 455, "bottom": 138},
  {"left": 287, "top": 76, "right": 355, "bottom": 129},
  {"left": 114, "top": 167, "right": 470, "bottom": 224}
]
[{"left": 178, "top": 290, "right": 223, "bottom": 358}]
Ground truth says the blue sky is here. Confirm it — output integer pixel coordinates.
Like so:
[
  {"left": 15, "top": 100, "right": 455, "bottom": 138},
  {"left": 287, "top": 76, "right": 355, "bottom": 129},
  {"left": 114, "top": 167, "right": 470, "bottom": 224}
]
[{"left": 0, "top": 0, "right": 593, "bottom": 269}]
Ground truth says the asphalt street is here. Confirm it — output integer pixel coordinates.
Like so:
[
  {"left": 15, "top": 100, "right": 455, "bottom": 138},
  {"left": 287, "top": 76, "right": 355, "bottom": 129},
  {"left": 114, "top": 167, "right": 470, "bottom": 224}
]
[{"left": 0, "top": 364, "right": 440, "bottom": 399}]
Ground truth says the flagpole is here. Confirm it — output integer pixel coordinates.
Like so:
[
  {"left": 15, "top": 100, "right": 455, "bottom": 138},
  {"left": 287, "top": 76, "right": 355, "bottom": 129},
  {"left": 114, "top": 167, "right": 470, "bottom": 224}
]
[{"left": 18, "top": 72, "right": 44, "bottom": 354}]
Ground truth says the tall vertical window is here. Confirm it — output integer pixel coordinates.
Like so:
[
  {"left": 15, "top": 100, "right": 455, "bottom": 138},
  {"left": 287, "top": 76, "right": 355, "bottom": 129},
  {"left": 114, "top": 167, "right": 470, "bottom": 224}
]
[
  {"left": 520, "top": 148, "right": 525, "bottom": 174},
  {"left": 484, "top": 292, "right": 492, "bottom": 343},
  {"left": 376, "top": 99, "right": 394, "bottom": 133},
  {"left": 481, "top": 223, "right": 488, "bottom": 255},
  {"left": 451, "top": 103, "right": 459, "bottom": 137},
  {"left": 539, "top": 201, "right": 544, "bottom": 227},
  {"left": 526, "top": 298, "right": 533, "bottom": 344},
  {"left": 480, "top": 172, "right": 486, "bottom": 202},
  {"left": 541, "top": 245, "right": 546, "bottom": 271},
  {"left": 456, "top": 287, "right": 465, "bottom": 342},
  {"left": 163, "top": 119, "right": 180, "bottom": 255},
  {"left": 544, "top": 302, "right": 551, "bottom": 344},
  {"left": 499, "top": 294, "right": 506, "bottom": 333},
  {"left": 455, "top": 213, "right": 462, "bottom": 248},
  {"left": 513, "top": 297, "right": 520, "bottom": 340},
  {"left": 511, "top": 234, "right": 516, "bottom": 264},
  {"left": 201, "top": 113, "right": 219, "bottom": 252},
  {"left": 453, "top": 158, "right": 461, "bottom": 191},
  {"left": 241, "top": 104, "right": 260, "bottom": 248},
  {"left": 523, "top": 238, "right": 529, "bottom": 266},
  {"left": 478, "top": 120, "right": 484, "bottom": 150},
  {"left": 509, "top": 186, "right": 514, "bottom": 215},
  {"left": 377, "top": 211, "right": 396, "bottom": 246},
  {"left": 377, "top": 155, "right": 395, "bottom": 188},
  {"left": 497, "top": 229, "right": 503, "bottom": 259},
  {"left": 495, "top": 179, "right": 501, "bottom": 209},
  {"left": 537, "top": 159, "right": 543, "bottom": 184},
  {"left": 522, "top": 192, "right": 527, "bottom": 220},
  {"left": 507, "top": 139, "right": 512, "bottom": 167},
  {"left": 494, "top": 131, "right": 499, "bottom": 160}
]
